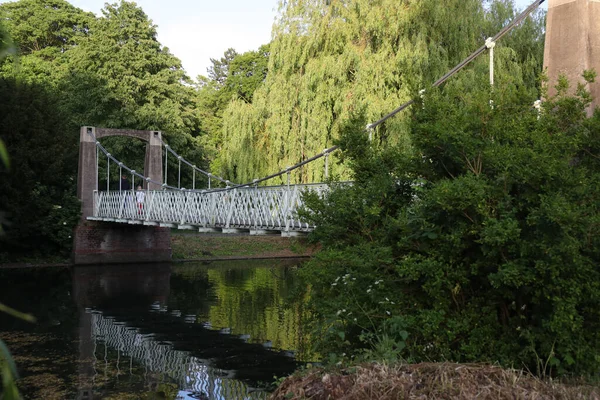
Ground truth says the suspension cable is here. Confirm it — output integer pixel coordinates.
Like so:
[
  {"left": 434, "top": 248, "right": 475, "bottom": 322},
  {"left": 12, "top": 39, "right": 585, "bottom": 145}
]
[
  {"left": 196, "top": 0, "right": 545, "bottom": 194},
  {"left": 86, "top": 0, "right": 545, "bottom": 195},
  {"left": 160, "top": 138, "right": 231, "bottom": 185},
  {"left": 368, "top": 0, "right": 545, "bottom": 129},
  {"left": 91, "top": 136, "right": 181, "bottom": 190}
]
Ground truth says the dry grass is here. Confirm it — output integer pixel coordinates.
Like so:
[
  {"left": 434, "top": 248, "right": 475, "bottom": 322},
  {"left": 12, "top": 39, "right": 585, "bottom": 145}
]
[{"left": 270, "top": 363, "right": 599, "bottom": 400}]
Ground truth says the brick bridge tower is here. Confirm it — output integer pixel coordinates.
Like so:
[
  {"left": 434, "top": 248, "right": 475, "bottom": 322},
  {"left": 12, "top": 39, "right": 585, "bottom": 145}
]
[
  {"left": 544, "top": 0, "right": 600, "bottom": 113},
  {"left": 72, "top": 127, "right": 171, "bottom": 265}
]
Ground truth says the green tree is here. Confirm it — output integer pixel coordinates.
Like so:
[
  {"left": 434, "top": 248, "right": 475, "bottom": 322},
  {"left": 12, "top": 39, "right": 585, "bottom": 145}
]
[
  {"left": 62, "top": 0, "right": 206, "bottom": 187},
  {"left": 64, "top": 1, "right": 199, "bottom": 133},
  {"left": 0, "top": 22, "right": 12, "bottom": 171},
  {"left": 0, "top": 77, "right": 80, "bottom": 261},
  {"left": 299, "top": 61, "right": 600, "bottom": 376},
  {"left": 225, "top": 44, "right": 270, "bottom": 103},
  {"left": 0, "top": 0, "right": 93, "bottom": 84},
  {"left": 207, "top": 47, "right": 238, "bottom": 88},
  {"left": 217, "top": 0, "right": 544, "bottom": 184},
  {"left": 0, "top": 9, "right": 82, "bottom": 260},
  {"left": 0, "top": 0, "right": 209, "bottom": 259},
  {"left": 196, "top": 45, "right": 270, "bottom": 175},
  {"left": 0, "top": 0, "right": 92, "bottom": 55}
]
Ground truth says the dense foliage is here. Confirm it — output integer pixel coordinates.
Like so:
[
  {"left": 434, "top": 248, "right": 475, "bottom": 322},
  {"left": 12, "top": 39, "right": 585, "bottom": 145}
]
[
  {"left": 196, "top": 45, "right": 270, "bottom": 177},
  {"left": 0, "top": 0, "right": 598, "bottom": 384},
  {"left": 0, "top": 0, "right": 210, "bottom": 259},
  {"left": 299, "top": 66, "right": 600, "bottom": 376},
  {"left": 0, "top": 78, "right": 80, "bottom": 261},
  {"left": 216, "top": 0, "right": 544, "bottom": 184}
]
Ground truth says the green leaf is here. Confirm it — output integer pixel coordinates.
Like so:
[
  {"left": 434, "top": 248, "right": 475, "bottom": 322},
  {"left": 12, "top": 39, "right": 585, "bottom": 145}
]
[
  {"left": 0, "top": 303, "right": 36, "bottom": 323},
  {"left": 1, "top": 338, "right": 21, "bottom": 400},
  {"left": 0, "top": 139, "right": 8, "bottom": 169},
  {"left": 0, "top": 339, "right": 18, "bottom": 380}
]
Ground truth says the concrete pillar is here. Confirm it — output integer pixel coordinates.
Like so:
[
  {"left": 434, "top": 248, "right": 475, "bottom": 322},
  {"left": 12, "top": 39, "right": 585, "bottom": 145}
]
[
  {"left": 544, "top": 0, "right": 600, "bottom": 114},
  {"left": 145, "top": 131, "right": 164, "bottom": 190},
  {"left": 77, "top": 127, "right": 97, "bottom": 221}
]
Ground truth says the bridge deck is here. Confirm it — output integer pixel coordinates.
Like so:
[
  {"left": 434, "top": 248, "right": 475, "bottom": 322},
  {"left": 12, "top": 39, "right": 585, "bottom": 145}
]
[{"left": 90, "top": 184, "right": 326, "bottom": 236}]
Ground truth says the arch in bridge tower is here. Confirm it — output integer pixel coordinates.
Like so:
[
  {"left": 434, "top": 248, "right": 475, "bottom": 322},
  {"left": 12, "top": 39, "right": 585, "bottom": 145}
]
[
  {"left": 544, "top": 0, "right": 600, "bottom": 114},
  {"left": 77, "top": 127, "right": 163, "bottom": 221}
]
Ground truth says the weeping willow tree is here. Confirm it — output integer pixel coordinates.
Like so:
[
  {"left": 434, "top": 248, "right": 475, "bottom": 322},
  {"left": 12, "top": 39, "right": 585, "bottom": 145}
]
[{"left": 217, "top": 0, "right": 543, "bottom": 184}]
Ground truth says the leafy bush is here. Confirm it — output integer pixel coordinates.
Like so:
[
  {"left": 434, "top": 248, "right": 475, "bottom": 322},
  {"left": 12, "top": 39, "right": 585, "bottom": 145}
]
[
  {"left": 0, "top": 77, "right": 80, "bottom": 261},
  {"left": 299, "top": 71, "right": 600, "bottom": 377}
]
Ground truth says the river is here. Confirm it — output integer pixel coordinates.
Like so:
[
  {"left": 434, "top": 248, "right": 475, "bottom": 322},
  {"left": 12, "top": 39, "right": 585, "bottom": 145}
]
[{"left": 0, "top": 259, "right": 312, "bottom": 399}]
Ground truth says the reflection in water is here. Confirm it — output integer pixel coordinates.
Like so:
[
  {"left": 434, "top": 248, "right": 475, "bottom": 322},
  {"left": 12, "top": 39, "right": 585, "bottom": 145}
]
[
  {"left": 169, "top": 261, "right": 310, "bottom": 361},
  {"left": 0, "top": 259, "right": 310, "bottom": 399},
  {"left": 89, "top": 311, "right": 267, "bottom": 399}
]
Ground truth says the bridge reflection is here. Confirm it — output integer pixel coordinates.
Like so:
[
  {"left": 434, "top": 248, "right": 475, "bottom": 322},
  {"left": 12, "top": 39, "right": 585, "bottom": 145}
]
[{"left": 73, "top": 264, "right": 298, "bottom": 400}]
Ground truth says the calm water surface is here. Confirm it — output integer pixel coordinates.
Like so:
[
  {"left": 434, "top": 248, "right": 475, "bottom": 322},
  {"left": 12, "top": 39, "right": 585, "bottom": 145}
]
[{"left": 0, "top": 260, "right": 313, "bottom": 399}]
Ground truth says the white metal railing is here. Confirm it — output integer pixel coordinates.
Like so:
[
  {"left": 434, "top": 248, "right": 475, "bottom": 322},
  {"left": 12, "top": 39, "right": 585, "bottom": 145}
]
[{"left": 91, "top": 184, "right": 328, "bottom": 232}]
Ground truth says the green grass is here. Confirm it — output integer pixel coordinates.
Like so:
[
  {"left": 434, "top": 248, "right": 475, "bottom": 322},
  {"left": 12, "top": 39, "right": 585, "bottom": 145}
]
[{"left": 171, "top": 234, "right": 316, "bottom": 260}]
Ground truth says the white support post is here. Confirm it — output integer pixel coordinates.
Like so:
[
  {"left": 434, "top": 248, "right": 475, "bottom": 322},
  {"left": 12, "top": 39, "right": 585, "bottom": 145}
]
[
  {"left": 107, "top": 154, "right": 110, "bottom": 193},
  {"left": 118, "top": 190, "right": 124, "bottom": 219},
  {"left": 95, "top": 144, "right": 99, "bottom": 191},
  {"left": 209, "top": 191, "right": 216, "bottom": 226},
  {"left": 486, "top": 37, "right": 495, "bottom": 109},
  {"left": 285, "top": 170, "right": 291, "bottom": 232},
  {"left": 130, "top": 170, "right": 136, "bottom": 219},
  {"left": 192, "top": 166, "right": 196, "bottom": 190},
  {"left": 225, "top": 189, "right": 237, "bottom": 228},
  {"left": 164, "top": 145, "right": 168, "bottom": 186},
  {"left": 93, "top": 190, "right": 99, "bottom": 217},
  {"left": 180, "top": 190, "right": 190, "bottom": 225},
  {"left": 323, "top": 150, "right": 329, "bottom": 180},
  {"left": 178, "top": 156, "right": 182, "bottom": 189},
  {"left": 145, "top": 178, "right": 151, "bottom": 221},
  {"left": 486, "top": 37, "right": 495, "bottom": 87}
]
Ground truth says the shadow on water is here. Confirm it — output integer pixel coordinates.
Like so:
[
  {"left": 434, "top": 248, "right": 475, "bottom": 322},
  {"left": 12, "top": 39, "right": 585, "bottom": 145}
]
[{"left": 0, "top": 259, "right": 311, "bottom": 400}]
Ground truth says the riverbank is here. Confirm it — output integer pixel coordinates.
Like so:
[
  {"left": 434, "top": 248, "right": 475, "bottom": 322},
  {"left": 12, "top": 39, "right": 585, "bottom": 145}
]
[
  {"left": 0, "top": 233, "right": 318, "bottom": 268},
  {"left": 270, "top": 363, "right": 599, "bottom": 400},
  {"left": 171, "top": 232, "right": 318, "bottom": 261}
]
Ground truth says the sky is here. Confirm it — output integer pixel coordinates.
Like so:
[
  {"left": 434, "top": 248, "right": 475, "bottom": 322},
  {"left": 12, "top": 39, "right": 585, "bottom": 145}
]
[
  {"left": 0, "top": 0, "right": 546, "bottom": 81},
  {"left": 67, "top": 0, "right": 279, "bottom": 80}
]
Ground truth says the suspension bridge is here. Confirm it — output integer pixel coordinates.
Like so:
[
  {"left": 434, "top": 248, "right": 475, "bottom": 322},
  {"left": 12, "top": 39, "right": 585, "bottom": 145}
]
[
  {"left": 83, "top": 125, "right": 331, "bottom": 236},
  {"left": 72, "top": 0, "right": 598, "bottom": 264}
]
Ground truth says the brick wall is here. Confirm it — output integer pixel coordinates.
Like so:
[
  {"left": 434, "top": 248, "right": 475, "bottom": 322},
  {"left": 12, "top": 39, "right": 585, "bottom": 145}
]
[{"left": 72, "top": 221, "right": 172, "bottom": 265}]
